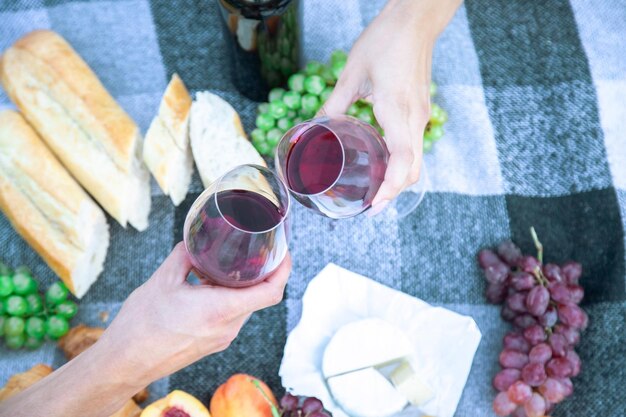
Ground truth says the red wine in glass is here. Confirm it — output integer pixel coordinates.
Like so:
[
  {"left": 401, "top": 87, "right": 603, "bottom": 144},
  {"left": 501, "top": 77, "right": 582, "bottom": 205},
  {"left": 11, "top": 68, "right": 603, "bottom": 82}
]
[
  {"left": 275, "top": 115, "right": 388, "bottom": 218},
  {"left": 183, "top": 164, "right": 290, "bottom": 287}
]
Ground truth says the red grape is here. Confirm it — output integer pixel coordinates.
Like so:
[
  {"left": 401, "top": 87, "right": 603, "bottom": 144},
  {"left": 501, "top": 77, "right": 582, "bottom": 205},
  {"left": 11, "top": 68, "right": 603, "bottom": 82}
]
[
  {"left": 558, "top": 303, "right": 588, "bottom": 329},
  {"left": 548, "top": 333, "right": 568, "bottom": 357},
  {"left": 565, "top": 349, "right": 581, "bottom": 377},
  {"left": 478, "top": 249, "right": 502, "bottom": 268},
  {"left": 511, "top": 407, "right": 528, "bottom": 417},
  {"left": 301, "top": 397, "right": 324, "bottom": 413},
  {"left": 524, "top": 392, "right": 546, "bottom": 417},
  {"left": 493, "top": 391, "right": 517, "bottom": 416},
  {"left": 554, "top": 324, "right": 580, "bottom": 346},
  {"left": 556, "top": 377, "right": 573, "bottom": 397},
  {"left": 507, "top": 381, "right": 532, "bottom": 404},
  {"left": 493, "top": 368, "right": 522, "bottom": 392},
  {"left": 308, "top": 412, "right": 330, "bottom": 417},
  {"left": 539, "top": 378, "right": 566, "bottom": 403},
  {"left": 280, "top": 393, "right": 299, "bottom": 411},
  {"left": 568, "top": 285, "right": 584, "bottom": 304},
  {"left": 500, "top": 349, "right": 529, "bottom": 369},
  {"left": 514, "top": 314, "right": 537, "bottom": 329},
  {"left": 546, "top": 357, "right": 573, "bottom": 378},
  {"left": 549, "top": 282, "right": 571, "bottom": 304},
  {"left": 485, "top": 262, "right": 510, "bottom": 285},
  {"left": 521, "top": 362, "right": 547, "bottom": 387},
  {"left": 561, "top": 261, "right": 582, "bottom": 285},
  {"left": 507, "top": 292, "right": 528, "bottom": 313},
  {"left": 487, "top": 283, "right": 508, "bottom": 304},
  {"left": 528, "top": 343, "right": 552, "bottom": 364},
  {"left": 542, "top": 263, "right": 563, "bottom": 283},
  {"left": 523, "top": 325, "right": 547, "bottom": 345},
  {"left": 504, "top": 332, "right": 531, "bottom": 353},
  {"left": 501, "top": 305, "right": 518, "bottom": 322},
  {"left": 510, "top": 272, "right": 536, "bottom": 291},
  {"left": 538, "top": 305, "right": 557, "bottom": 327},
  {"left": 519, "top": 256, "right": 540, "bottom": 273},
  {"left": 497, "top": 241, "right": 523, "bottom": 266},
  {"left": 526, "top": 286, "right": 550, "bottom": 316}
]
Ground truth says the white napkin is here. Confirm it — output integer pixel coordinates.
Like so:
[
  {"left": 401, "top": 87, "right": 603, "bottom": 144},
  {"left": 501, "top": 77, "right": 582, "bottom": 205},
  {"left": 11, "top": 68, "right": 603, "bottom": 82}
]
[{"left": 279, "top": 263, "right": 482, "bottom": 417}]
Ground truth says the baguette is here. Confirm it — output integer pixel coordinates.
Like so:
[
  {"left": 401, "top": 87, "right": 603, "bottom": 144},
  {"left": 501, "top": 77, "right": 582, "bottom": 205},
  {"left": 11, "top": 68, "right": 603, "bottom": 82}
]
[
  {"left": 0, "top": 110, "right": 109, "bottom": 298},
  {"left": 0, "top": 364, "right": 53, "bottom": 401},
  {"left": 143, "top": 74, "right": 193, "bottom": 205},
  {"left": 190, "top": 91, "right": 266, "bottom": 188},
  {"left": 0, "top": 30, "right": 151, "bottom": 230}
]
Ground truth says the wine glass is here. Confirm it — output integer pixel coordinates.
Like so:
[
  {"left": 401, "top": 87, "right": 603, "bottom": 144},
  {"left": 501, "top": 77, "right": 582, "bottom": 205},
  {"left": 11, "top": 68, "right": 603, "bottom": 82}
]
[
  {"left": 183, "top": 164, "right": 290, "bottom": 287},
  {"left": 275, "top": 115, "right": 426, "bottom": 219}
]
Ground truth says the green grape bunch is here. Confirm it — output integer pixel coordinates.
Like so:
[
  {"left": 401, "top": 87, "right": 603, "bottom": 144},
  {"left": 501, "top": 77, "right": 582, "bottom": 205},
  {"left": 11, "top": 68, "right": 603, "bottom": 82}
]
[
  {"left": 0, "top": 261, "right": 79, "bottom": 350},
  {"left": 251, "top": 50, "right": 449, "bottom": 157}
]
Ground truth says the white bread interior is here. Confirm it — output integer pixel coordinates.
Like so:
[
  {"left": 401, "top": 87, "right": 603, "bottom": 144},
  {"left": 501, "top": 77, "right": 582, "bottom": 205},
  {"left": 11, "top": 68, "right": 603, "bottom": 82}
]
[
  {"left": 0, "top": 30, "right": 151, "bottom": 230},
  {"left": 190, "top": 91, "right": 266, "bottom": 188},
  {"left": 143, "top": 74, "right": 193, "bottom": 205},
  {"left": 0, "top": 110, "right": 109, "bottom": 298}
]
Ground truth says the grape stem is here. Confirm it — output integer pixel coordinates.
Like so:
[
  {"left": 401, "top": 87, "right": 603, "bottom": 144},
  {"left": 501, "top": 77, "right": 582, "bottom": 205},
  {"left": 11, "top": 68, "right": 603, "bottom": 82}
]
[
  {"left": 530, "top": 226, "right": 543, "bottom": 265},
  {"left": 250, "top": 378, "right": 282, "bottom": 417}
]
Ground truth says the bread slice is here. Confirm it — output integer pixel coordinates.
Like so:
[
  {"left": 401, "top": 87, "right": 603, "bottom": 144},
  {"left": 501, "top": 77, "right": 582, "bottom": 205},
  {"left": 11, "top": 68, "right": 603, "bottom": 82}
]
[
  {"left": 0, "top": 30, "right": 151, "bottom": 230},
  {"left": 0, "top": 364, "right": 53, "bottom": 401},
  {"left": 0, "top": 110, "right": 109, "bottom": 298},
  {"left": 143, "top": 74, "right": 193, "bottom": 205},
  {"left": 190, "top": 91, "right": 266, "bottom": 188}
]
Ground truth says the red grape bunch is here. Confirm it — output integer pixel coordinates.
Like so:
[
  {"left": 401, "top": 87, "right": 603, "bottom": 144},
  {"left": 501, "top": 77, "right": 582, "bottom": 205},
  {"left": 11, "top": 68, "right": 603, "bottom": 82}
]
[
  {"left": 279, "top": 393, "right": 330, "bottom": 417},
  {"left": 477, "top": 228, "right": 588, "bottom": 417}
]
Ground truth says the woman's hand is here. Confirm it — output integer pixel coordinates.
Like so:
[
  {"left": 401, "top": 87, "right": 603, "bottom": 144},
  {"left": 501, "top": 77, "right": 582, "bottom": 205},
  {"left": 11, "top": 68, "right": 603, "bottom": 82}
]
[
  {"left": 0, "top": 243, "right": 291, "bottom": 417},
  {"left": 319, "top": 0, "right": 462, "bottom": 213},
  {"left": 101, "top": 242, "right": 291, "bottom": 386}
]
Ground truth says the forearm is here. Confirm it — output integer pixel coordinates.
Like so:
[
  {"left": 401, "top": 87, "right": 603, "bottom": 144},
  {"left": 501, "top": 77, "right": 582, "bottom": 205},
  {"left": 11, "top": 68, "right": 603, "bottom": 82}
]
[
  {"left": 0, "top": 336, "right": 146, "bottom": 417},
  {"left": 387, "top": 0, "right": 463, "bottom": 36}
]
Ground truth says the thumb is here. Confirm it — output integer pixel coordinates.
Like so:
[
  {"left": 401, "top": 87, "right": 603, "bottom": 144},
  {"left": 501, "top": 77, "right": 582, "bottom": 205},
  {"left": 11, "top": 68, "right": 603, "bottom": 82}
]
[{"left": 317, "top": 69, "right": 362, "bottom": 117}]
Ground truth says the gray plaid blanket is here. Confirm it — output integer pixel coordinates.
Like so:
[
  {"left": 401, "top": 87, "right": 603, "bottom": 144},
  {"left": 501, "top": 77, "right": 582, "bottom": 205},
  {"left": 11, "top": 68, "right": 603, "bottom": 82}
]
[{"left": 1, "top": 0, "right": 625, "bottom": 416}]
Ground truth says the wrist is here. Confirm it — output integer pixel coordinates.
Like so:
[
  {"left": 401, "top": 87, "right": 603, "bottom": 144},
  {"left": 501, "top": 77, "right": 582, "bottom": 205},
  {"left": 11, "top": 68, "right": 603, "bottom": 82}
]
[{"left": 387, "top": 0, "right": 463, "bottom": 37}]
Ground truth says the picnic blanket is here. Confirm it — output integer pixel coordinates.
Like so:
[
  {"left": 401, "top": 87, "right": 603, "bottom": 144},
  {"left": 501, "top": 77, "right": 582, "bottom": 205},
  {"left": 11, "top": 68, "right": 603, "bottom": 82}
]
[{"left": 1, "top": 0, "right": 625, "bottom": 415}]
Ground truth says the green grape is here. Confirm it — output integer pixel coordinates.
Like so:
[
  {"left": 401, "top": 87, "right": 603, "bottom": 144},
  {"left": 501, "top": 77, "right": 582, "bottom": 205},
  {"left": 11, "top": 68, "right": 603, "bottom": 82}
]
[
  {"left": 5, "top": 333, "right": 25, "bottom": 350},
  {"left": 250, "top": 128, "right": 267, "bottom": 146},
  {"left": 0, "top": 275, "right": 14, "bottom": 298},
  {"left": 258, "top": 102, "right": 270, "bottom": 114},
  {"left": 256, "top": 113, "right": 276, "bottom": 132},
  {"left": 266, "top": 128, "right": 284, "bottom": 147},
  {"left": 330, "top": 50, "right": 348, "bottom": 65},
  {"left": 430, "top": 81, "right": 437, "bottom": 97},
  {"left": 298, "top": 108, "right": 315, "bottom": 120},
  {"left": 288, "top": 73, "right": 306, "bottom": 93},
  {"left": 5, "top": 295, "right": 28, "bottom": 317},
  {"left": 347, "top": 103, "right": 359, "bottom": 116},
  {"left": 426, "top": 124, "right": 444, "bottom": 141},
  {"left": 45, "top": 315, "right": 69, "bottom": 339},
  {"left": 14, "top": 266, "right": 31, "bottom": 276},
  {"left": 0, "top": 302, "right": 4, "bottom": 316},
  {"left": 287, "top": 110, "right": 297, "bottom": 119},
  {"left": 268, "top": 88, "right": 286, "bottom": 103},
  {"left": 25, "top": 316, "right": 46, "bottom": 339},
  {"left": 12, "top": 272, "right": 38, "bottom": 295},
  {"left": 45, "top": 281, "right": 69, "bottom": 306},
  {"left": 320, "top": 86, "right": 333, "bottom": 103},
  {"left": 55, "top": 300, "right": 78, "bottom": 320},
  {"left": 255, "top": 141, "right": 272, "bottom": 156},
  {"left": 423, "top": 139, "right": 434, "bottom": 152},
  {"left": 269, "top": 101, "right": 288, "bottom": 119},
  {"left": 279, "top": 37, "right": 291, "bottom": 56},
  {"left": 356, "top": 107, "right": 374, "bottom": 125},
  {"left": 331, "top": 59, "right": 346, "bottom": 80},
  {"left": 320, "top": 66, "right": 336, "bottom": 86},
  {"left": 304, "top": 75, "right": 325, "bottom": 95},
  {"left": 280, "top": 58, "right": 295, "bottom": 76},
  {"left": 24, "top": 336, "right": 44, "bottom": 350},
  {"left": 0, "top": 262, "right": 10, "bottom": 276},
  {"left": 282, "top": 91, "right": 302, "bottom": 110},
  {"left": 378, "top": 127, "right": 385, "bottom": 137},
  {"left": 301, "top": 94, "right": 320, "bottom": 114},
  {"left": 293, "top": 116, "right": 304, "bottom": 125},
  {"left": 25, "top": 293, "right": 44, "bottom": 315},
  {"left": 305, "top": 60, "right": 323, "bottom": 75},
  {"left": 4, "top": 316, "right": 25, "bottom": 336},
  {"left": 277, "top": 117, "right": 294, "bottom": 132},
  {"left": 430, "top": 104, "right": 448, "bottom": 125},
  {"left": 0, "top": 315, "right": 6, "bottom": 337}
]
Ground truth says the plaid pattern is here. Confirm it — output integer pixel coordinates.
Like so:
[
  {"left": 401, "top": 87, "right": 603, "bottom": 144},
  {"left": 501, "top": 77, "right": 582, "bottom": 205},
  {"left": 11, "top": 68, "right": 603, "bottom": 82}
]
[{"left": 1, "top": 0, "right": 625, "bottom": 415}]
